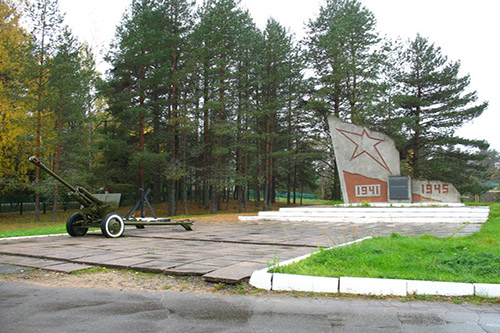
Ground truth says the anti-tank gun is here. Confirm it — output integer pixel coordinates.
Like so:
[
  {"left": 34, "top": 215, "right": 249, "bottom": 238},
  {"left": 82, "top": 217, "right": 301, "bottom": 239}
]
[
  {"left": 29, "top": 156, "right": 125, "bottom": 238},
  {"left": 29, "top": 156, "right": 193, "bottom": 237}
]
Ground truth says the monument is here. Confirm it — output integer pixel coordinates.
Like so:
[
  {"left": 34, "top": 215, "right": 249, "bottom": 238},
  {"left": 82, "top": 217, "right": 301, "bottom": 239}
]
[
  {"left": 240, "top": 116, "right": 487, "bottom": 224},
  {"left": 327, "top": 116, "right": 460, "bottom": 203}
]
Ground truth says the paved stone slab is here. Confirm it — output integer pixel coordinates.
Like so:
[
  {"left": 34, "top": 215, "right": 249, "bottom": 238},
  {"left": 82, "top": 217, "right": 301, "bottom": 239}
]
[
  {"left": 0, "top": 257, "right": 65, "bottom": 269},
  {"left": 0, "top": 255, "right": 26, "bottom": 264},
  {"left": 0, "top": 256, "right": 91, "bottom": 274},
  {"left": 131, "top": 260, "right": 184, "bottom": 272},
  {"left": 71, "top": 253, "right": 139, "bottom": 265},
  {"left": 192, "top": 258, "right": 244, "bottom": 267},
  {"left": 41, "top": 262, "right": 94, "bottom": 273},
  {"left": 0, "top": 264, "right": 34, "bottom": 274},
  {"left": 36, "top": 250, "right": 95, "bottom": 261},
  {"left": 203, "top": 262, "right": 266, "bottom": 284},
  {"left": 165, "top": 263, "right": 216, "bottom": 276},
  {"left": 98, "top": 257, "right": 153, "bottom": 269}
]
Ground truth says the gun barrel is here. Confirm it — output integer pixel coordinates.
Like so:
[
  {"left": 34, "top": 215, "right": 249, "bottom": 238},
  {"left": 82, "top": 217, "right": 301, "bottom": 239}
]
[
  {"left": 29, "top": 156, "right": 107, "bottom": 209},
  {"left": 29, "top": 156, "right": 77, "bottom": 193}
]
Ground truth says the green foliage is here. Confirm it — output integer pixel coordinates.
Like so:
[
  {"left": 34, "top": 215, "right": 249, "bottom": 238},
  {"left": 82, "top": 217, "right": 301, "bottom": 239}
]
[
  {"left": 0, "top": 0, "right": 35, "bottom": 183},
  {"left": 305, "top": 0, "right": 384, "bottom": 122},
  {"left": 1, "top": 0, "right": 495, "bottom": 207},
  {"left": 381, "top": 35, "right": 489, "bottom": 193}
]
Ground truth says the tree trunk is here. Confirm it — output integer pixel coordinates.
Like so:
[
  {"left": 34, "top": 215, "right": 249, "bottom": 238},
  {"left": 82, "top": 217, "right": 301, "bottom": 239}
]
[
  {"left": 293, "top": 164, "right": 297, "bottom": 204},
  {"left": 202, "top": 67, "right": 210, "bottom": 210},
  {"left": 35, "top": 33, "right": 46, "bottom": 222},
  {"left": 182, "top": 131, "right": 188, "bottom": 215},
  {"left": 168, "top": 178, "right": 176, "bottom": 216},
  {"left": 138, "top": 61, "right": 146, "bottom": 189},
  {"left": 263, "top": 113, "right": 271, "bottom": 210},
  {"left": 53, "top": 109, "right": 62, "bottom": 222},
  {"left": 210, "top": 185, "right": 217, "bottom": 214},
  {"left": 152, "top": 104, "right": 161, "bottom": 204}
]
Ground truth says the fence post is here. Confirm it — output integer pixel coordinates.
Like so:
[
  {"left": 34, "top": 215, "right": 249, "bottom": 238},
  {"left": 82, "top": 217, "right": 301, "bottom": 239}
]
[
  {"left": 20, "top": 202, "right": 23, "bottom": 215},
  {"left": 43, "top": 202, "right": 46, "bottom": 214}
]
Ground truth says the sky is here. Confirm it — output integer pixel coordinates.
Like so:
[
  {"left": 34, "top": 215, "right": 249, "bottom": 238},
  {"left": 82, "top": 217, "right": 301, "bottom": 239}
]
[{"left": 57, "top": 0, "right": 500, "bottom": 151}]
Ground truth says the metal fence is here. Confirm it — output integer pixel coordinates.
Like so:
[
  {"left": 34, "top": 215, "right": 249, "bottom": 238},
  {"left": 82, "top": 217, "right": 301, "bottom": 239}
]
[
  {"left": 0, "top": 195, "right": 81, "bottom": 215},
  {"left": 248, "top": 190, "right": 316, "bottom": 200}
]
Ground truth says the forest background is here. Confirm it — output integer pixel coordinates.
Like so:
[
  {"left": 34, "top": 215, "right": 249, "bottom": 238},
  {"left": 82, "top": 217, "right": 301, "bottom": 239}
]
[{"left": 1, "top": 0, "right": 498, "bottom": 221}]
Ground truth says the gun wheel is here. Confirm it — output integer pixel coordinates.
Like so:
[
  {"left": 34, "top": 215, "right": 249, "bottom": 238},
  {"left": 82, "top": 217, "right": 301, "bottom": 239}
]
[
  {"left": 66, "top": 212, "right": 88, "bottom": 237},
  {"left": 101, "top": 213, "right": 124, "bottom": 238}
]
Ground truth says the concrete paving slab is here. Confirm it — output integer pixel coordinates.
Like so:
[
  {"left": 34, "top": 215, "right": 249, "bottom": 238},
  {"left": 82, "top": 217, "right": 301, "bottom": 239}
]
[
  {"left": 99, "top": 257, "right": 153, "bottom": 269},
  {"left": 0, "top": 255, "right": 27, "bottom": 264},
  {"left": 1, "top": 257, "right": 66, "bottom": 269},
  {"left": 71, "top": 253, "right": 137, "bottom": 265},
  {"left": 192, "top": 258, "right": 244, "bottom": 267},
  {"left": 165, "top": 263, "right": 216, "bottom": 276},
  {"left": 203, "top": 262, "right": 266, "bottom": 284},
  {"left": 0, "top": 263, "right": 34, "bottom": 274},
  {"left": 42, "top": 262, "right": 94, "bottom": 273},
  {"left": 5, "top": 258, "right": 92, "bottom": 273},
  {"left": 131, "top": 260, "right": 184, "bottom": 272},
  {"left": 37, "top": 250, "right": 94, "bottom": 261}
]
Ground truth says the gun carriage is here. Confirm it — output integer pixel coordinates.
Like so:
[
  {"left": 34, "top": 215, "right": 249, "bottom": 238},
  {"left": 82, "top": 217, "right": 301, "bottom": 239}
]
[{"left": 29, "top": 156, "right": 192, "bottom": 238}]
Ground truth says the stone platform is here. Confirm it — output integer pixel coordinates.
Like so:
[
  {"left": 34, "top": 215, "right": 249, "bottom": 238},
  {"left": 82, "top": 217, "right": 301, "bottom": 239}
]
[
  {"left": 238, "top": 204, "right": 490, "bottom": 224},
  {"left": 0, "top": 211, "right": 487, "bottom": 284}
]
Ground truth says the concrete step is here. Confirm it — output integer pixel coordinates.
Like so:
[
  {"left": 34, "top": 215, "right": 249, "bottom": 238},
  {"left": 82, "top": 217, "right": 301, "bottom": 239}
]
[
  {"left": 238, "top": 216, "right": 487, "bottom": 223},
  {"left": 258, "top": 209, "right": 488, "bottom": 217},
  {"left": 238, "top": 206, "right": 490, "bottom": 224}
]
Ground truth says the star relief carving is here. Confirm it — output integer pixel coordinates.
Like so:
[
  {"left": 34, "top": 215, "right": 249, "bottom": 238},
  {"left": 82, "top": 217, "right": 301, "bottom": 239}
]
[{"left": 337, "top": 128, "right": 392, "bottom": 173}]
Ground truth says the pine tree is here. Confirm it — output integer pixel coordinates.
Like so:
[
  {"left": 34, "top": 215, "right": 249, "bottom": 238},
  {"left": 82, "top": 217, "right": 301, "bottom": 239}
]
[
  {"left": 305, "top": 0, "right": 384, "bottom": 200},
  {"left": 104, "top": 0, "right": 194, "bottom": 214},
  {"left": 306, "top": 0, "right": 382, "bottom": 122},
  {"left": 26, "top": 0, "right": 64, "bottom": 220},
  {"left": 392, "top": 34, "right": 488, "bottom": 193},
  {"left": 194, "top": 0, "right": 247, "bottom": 213},
  {"left": 157, "top": 0, "right": 194, "bottom": 214},
  {"left": 47, "top": 26, "right": 98, "bottom": 220},
  {"left": 257, "top": 19, "right": 303, "bottom": 210},
  {"left": 105, "top": 0, "right": 158, "bottom": 191}
]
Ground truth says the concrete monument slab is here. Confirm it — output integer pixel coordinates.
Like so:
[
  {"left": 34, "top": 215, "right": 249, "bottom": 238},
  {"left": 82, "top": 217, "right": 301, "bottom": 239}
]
[
  {"left": 328, "top": 116, "right": 460, "bottom": 203},
  {"left": 328, "top": 116, "right": 400, "bottom": 203},
  {"left": 411, "top": 179, "right": 461, "bottom": 203}
]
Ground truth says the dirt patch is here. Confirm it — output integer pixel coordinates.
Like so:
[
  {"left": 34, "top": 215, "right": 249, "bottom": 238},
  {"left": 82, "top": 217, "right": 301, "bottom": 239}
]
[{"left": 0, "top": 267, "right": 259, "bottom": 295}]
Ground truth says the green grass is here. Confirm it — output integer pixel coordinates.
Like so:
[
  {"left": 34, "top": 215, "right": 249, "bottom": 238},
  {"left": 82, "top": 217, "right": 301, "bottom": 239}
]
[
  {"left": 0, "top": 225, "right": 67, "bottom": 238},
  {"left": 273, "top": 203, "right": 500, "bottom": 284}
]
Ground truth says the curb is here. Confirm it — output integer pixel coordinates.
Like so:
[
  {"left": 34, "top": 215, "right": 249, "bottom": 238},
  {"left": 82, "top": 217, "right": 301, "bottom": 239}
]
[
  {"left": 0, "top": 233, "right": 67, "bottom": 241},
  {"left": 249, "top": 238, "right": 500, "bottom": 298}
]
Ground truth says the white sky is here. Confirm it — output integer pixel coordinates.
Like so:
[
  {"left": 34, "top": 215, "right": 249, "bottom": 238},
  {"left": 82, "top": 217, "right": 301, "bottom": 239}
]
[{"left": 58, "top": 0, "right": 500, "bottom": 151}]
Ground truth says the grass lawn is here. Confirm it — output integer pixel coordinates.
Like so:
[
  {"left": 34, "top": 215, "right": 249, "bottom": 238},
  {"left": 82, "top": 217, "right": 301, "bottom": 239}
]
[{"left": 273, "top": 203, "right": 500, "bottom": 284}]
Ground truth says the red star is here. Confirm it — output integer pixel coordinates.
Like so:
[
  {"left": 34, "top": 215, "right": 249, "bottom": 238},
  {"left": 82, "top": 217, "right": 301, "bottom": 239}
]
[{"left": 337, "top": 128, "right": 392, "bottom": 173}]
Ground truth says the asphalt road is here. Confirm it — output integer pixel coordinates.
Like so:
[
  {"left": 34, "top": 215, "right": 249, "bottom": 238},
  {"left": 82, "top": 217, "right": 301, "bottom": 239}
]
[{"left": 1, "top": 281, "right": 499, "bottom": 332}]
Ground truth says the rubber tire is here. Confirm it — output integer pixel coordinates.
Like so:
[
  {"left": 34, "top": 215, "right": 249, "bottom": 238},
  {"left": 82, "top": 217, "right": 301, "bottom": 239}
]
[
  {"left": 66, "top": 212, "right": 88, "bottom": 237},
  {"left": 100, "top": 213, "right": 125, "bottom": 238}
]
